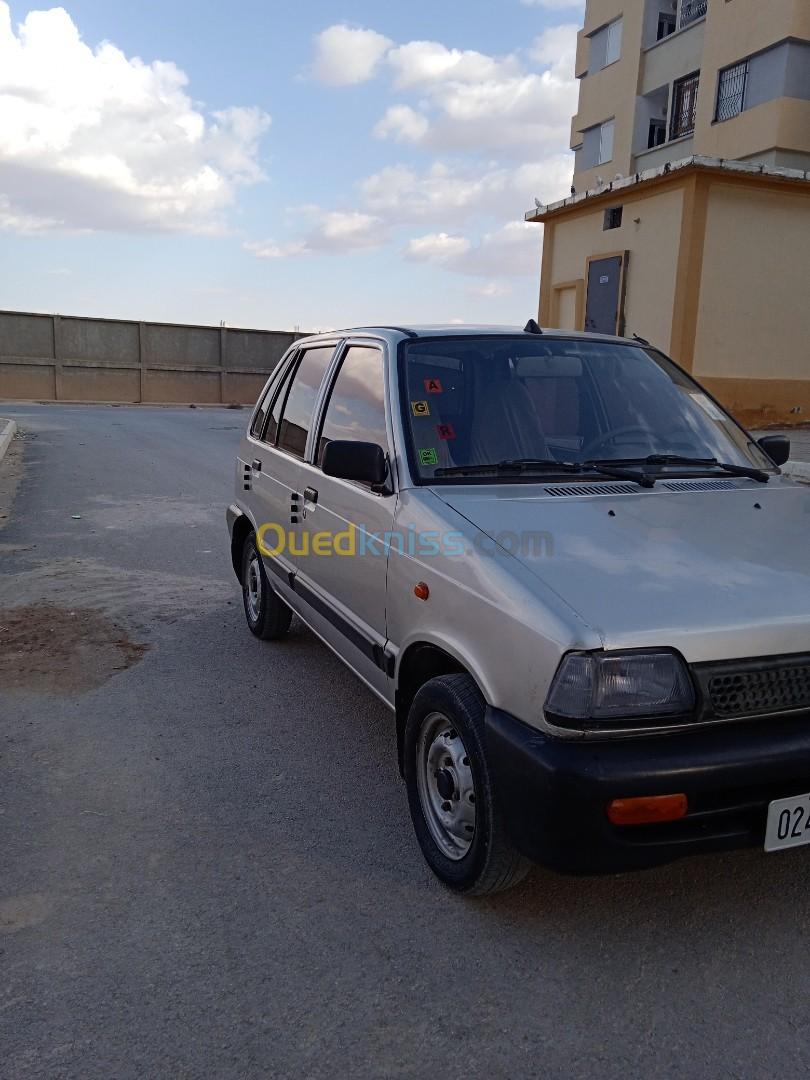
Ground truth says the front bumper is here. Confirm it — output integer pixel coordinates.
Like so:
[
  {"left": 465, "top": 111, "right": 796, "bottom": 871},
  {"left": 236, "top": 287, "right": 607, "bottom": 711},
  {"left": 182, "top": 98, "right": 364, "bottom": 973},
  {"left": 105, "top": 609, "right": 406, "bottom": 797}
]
[{"left": 485, "top": 707, "right": 810, "bottom": 874}]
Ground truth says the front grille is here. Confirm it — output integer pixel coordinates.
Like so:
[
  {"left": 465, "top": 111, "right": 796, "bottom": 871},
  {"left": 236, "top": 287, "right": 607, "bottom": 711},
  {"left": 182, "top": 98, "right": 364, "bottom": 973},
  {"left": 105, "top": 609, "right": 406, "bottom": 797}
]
[{"left": 709, "top": 663, "right": 810, "bottom": 718}]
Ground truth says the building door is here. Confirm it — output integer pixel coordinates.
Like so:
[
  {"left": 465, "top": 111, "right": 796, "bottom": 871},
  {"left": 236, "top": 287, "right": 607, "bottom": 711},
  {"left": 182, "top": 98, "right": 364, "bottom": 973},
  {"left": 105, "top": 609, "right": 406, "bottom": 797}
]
[{"left": 585, "top": 254, "right": 625, "bottom": 335}]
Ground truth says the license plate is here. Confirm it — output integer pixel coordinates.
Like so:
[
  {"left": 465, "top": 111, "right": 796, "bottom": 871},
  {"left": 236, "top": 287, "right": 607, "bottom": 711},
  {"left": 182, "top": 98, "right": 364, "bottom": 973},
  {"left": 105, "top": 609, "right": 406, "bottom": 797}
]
[{"left": 765, "top": 793, "right": 810, "bottom": 852}]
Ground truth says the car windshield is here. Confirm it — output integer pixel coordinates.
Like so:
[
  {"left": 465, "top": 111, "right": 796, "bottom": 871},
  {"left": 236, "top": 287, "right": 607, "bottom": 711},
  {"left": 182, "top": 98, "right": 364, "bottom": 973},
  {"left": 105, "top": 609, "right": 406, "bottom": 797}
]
[{"left": 402, "top": 336, "right": 774, "bottom": 481}]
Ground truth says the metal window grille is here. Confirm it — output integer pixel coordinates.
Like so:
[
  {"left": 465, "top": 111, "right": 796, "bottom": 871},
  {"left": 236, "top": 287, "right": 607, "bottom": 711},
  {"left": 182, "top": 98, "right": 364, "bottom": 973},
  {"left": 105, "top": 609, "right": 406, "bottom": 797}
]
[
  {"left": 670, "top": 72, "right": 700, "bottom": 140},
  {"left": 679, "top": 0, "right": 708, "bottom": 29},
  {"left": 716, "top": 61, "right": 748, "bottom": 121}
]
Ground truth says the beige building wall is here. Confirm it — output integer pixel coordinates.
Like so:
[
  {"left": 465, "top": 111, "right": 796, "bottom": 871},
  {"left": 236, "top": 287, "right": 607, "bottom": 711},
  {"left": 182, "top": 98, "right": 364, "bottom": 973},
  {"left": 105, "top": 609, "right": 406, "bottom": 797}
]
[
  {"left": 572, "top": 0, "right": 810, "bottom": 192},
  {"left": 544, "top": 184, "right": 685, "bottom": 351},
  {"left": 571, "top": 1, "right": 643, "bottom": 192},
  {"left": 536, "top": 166, "right": 810, "bottom": 426},
  {"left": 693, "top": 179, "right": 810, "bottom": 425}
]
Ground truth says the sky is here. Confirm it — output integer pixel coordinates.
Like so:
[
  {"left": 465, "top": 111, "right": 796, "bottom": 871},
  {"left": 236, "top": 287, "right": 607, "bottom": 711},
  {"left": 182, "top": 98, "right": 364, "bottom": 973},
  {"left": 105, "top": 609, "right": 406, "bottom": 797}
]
[{"left": 0, "top": 0, "right": 585, "bottom": 331}]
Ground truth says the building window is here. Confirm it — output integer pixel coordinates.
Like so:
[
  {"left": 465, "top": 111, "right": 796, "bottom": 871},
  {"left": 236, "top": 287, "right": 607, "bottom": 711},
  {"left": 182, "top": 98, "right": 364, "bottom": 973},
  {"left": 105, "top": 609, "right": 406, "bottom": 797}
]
[
  {"left": 589, "top": 17, "right": 623, "bottom": 73},
  {"left": 605, "top": 18, "right": 623, "bottom": 66},
  {"left": 603, "top": 206, "right": 623, "bottom": 231},
  {"left": 598, "top": 119, "right": 615, "bottom": 164},
  {"left": 657, "top": 12, "right": 676, "bottom": 41},
  {"left": 648, "top": 118, "right": 667, "bottom": 148},
  {"left": 670, "top": 72, "right": 700, "bottom": 139},
  {"left": 679, "top": 0, "right": 708, "bottom": 29},
  {"left": 716, "top": 60, "right": 749, "bottom": 121}
]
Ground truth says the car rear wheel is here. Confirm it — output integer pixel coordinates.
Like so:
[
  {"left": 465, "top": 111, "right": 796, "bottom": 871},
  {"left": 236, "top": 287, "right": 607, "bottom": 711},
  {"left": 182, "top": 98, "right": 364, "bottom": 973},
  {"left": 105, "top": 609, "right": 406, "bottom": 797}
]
[
  {"left": 242, "top": 531, "right": 292, "bottom": 641},
  {"left": 404, "top": 674, "right": 530, "bottom": 896}
]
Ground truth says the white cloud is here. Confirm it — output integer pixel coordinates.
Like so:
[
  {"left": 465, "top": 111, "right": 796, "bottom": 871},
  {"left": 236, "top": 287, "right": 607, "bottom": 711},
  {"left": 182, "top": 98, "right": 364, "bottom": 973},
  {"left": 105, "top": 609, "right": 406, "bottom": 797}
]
[
  {"left": 371, "top": 35, "right": 578, "bottom": 156},
  {"left": 373, "top": 105, "right": 429, "bottom": 143},
  {"left": 0, "top": 2, "right": 270, "bottom": 234},
  {"left": 529, "top": 24, "right": 580, "bottom": 81},
  {"left": 246, "top": 210, "right": 386, "bottom": 259},
  {"left": 311, "top": 24, "right": 393, "bottom": 86},
  {"left": 469, "top": 281, "right": 512, "bottom": 298},
  {"left": 257, "top": 19, "right": 578, "bottom": 300},
  {"left": 405, "top": 232, "right": 472, "bottom": 264},
  {"left": 387, "top": 41, "right": 520, "bottom": 89},
  {"left": 405, "top": 222, "right": 542, "bottom": 278},
  {"left": 360, "top": 156, "right": 573, "bottom": 225}
]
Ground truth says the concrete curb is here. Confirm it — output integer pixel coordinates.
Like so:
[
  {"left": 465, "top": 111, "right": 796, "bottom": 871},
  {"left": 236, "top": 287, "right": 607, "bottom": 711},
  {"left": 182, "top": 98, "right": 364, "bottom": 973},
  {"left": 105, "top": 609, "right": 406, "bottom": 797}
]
[
  {"left": 783, "top": 460, "right": 810, "bottom": 484},
  {"left": 0, "top": 418, "right": 17, "bottom": 465}
]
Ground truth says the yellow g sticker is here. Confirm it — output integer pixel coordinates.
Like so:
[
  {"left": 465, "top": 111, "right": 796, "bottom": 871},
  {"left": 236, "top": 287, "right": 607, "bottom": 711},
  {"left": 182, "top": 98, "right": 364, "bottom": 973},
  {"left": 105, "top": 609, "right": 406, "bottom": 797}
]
[{"left": 412, "top": 400, "right": 430, "bottom": 417}]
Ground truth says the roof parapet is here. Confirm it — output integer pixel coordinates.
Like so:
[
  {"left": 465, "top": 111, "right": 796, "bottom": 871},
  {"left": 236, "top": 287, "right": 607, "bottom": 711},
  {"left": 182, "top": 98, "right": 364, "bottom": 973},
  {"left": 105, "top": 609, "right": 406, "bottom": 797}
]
[{"left": 526, "top": 155, "right": 810, "bottom": 222}]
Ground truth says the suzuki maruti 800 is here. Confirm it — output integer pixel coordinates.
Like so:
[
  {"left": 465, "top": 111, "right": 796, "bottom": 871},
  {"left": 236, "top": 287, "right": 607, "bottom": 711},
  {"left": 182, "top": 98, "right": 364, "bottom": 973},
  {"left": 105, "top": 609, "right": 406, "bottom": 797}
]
[{"left": 227, "top": 324, "right": 807, "bottom": 895}]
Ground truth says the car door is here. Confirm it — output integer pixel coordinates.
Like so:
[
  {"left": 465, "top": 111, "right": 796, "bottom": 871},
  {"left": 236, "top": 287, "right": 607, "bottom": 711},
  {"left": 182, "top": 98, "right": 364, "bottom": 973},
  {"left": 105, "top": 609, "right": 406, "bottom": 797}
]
[
  {"left": 245, "top": 342, "right": 338, "bottom": 606},
  {"left": 292, "top": 341, "right": 396, "bottom": 701}
]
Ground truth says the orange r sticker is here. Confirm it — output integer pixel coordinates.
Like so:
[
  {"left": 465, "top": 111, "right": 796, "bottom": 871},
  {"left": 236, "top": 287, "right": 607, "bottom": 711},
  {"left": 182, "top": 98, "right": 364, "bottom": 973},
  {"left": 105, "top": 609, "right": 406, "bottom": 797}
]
[
  {"left": 424, "top": 378, "right": 443, "bottom": 394},
  {"left": 436, "top": 423, "right": 456, "bottom": 440}
]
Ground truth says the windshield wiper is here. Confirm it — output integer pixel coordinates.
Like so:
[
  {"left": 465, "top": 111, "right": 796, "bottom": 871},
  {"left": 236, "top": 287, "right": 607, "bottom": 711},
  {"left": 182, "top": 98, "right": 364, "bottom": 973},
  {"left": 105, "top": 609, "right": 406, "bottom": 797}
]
[
  {"left": 435, "top": 459, "right": 581, "bottom": 478},
  {"left": 591, "top": 454, "right": 771, "bottom": 484},
  {"left": 435, "top": 458, "right": 654, "bottom": 487}
]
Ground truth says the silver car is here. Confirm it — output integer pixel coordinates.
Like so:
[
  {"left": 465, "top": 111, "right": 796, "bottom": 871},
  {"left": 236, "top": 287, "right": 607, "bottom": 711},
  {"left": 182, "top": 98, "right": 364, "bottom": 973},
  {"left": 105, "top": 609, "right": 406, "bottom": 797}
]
[{"left": 227, "top": 323, "right": 809, "bottom": 895}]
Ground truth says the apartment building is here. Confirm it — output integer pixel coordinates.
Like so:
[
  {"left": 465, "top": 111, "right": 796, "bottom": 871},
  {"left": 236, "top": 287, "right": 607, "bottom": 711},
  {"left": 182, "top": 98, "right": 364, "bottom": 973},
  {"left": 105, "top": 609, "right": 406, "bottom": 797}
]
[{"left": 529, "top": 0, "right": 810, "bottom": 425}]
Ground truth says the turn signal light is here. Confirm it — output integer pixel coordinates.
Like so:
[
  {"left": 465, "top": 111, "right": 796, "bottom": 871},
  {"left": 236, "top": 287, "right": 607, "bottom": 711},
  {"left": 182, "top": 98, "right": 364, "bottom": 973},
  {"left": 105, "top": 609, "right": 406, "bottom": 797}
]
[
  {"left": 414, "top": 582, "right": 430, "bottom": 601},
  {"left": 607, "top": 793, "right": 688, "bottom": 826}
]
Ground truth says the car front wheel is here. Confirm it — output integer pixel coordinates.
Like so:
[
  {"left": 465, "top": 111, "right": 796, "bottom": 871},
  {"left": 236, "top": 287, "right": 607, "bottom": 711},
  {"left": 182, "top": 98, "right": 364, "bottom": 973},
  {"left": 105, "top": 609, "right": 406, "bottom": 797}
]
[{"left": 404, "top": 674, "right": 530, "bottom": 896}]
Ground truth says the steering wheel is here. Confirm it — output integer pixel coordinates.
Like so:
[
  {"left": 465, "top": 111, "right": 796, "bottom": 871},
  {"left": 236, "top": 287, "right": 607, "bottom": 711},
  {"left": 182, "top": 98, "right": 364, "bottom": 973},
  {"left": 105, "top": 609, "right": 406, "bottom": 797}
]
[{"left": 581, "top": 425, "right": 657, "bottom": 461}]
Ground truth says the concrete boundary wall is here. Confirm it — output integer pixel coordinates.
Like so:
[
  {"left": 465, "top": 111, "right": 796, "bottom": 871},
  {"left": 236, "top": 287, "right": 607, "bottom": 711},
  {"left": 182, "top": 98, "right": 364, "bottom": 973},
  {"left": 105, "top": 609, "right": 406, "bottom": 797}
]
[
  {"left": 0, "top": 418, "right": 16, "bottom": 464},
  {"left": 0, "top": 310, "right": 309, "bottom": 404}
]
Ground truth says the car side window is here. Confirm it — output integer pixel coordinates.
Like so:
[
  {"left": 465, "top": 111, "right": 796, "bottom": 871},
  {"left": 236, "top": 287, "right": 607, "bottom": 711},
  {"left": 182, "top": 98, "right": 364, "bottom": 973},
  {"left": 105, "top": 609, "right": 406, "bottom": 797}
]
[
  {"left": 250, "top": 359, "right": 289, "bottom": 439},
  {"left": 277, "top": 346, "right": 335, "bottom": 458},
  {"left": 263, "top": 354, "right": 299, "bottom": 445},
  {"left": 317, "top": 346, "right": 389, "bottom": 473}
]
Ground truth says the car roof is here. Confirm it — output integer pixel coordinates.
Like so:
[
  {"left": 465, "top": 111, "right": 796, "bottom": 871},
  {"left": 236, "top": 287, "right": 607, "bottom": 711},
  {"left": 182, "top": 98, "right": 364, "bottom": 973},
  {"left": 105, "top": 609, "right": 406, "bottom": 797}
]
[{"left": 294, "top": 325, "right": 645, "bottom": 347}]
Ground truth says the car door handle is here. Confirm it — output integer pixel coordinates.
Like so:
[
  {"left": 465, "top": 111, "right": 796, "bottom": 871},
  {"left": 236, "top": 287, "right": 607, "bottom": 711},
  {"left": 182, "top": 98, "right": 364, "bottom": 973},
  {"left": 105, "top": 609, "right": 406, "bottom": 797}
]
[
  {"left": 304, "top": 486, "right": 318, "bottom": 504},
  {"left": 251, "top": 458, "right": 262, "bottom": 473}
]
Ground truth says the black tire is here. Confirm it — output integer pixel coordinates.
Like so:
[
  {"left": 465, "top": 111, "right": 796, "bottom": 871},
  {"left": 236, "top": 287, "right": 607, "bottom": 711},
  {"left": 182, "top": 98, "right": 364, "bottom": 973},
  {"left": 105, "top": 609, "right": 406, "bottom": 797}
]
[
  {"left": 404, "top": 674, "right": 531, "bottom": 896},
  {"left": 241, "top": 531, "right": 292, "bottom": 641}
]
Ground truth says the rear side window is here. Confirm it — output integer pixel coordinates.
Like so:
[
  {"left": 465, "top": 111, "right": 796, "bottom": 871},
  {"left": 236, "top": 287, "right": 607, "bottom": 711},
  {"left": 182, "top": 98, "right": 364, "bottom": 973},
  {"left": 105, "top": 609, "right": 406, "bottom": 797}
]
[
  {"left": 263, "top": 356, "right": 298, "bottom": 445},
  {"left": 251, "top": 359, "right": 289, "bottom": 439},
  {"left": 277, "top": 346, "right": 335, "bottom": 458},
  {"left": 317, "top": 346, "right": 389, "bottom": 466}
]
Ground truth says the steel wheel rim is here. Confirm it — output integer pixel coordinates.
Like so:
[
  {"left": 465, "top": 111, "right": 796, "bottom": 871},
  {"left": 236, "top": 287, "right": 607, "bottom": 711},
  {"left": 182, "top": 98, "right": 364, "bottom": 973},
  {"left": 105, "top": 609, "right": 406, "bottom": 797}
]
[
  {"left": 246, "top": 554, "right": 263, "bottom": 622},
  {"left": 416, "top": 711, "right": 477, "bottom": 861}
]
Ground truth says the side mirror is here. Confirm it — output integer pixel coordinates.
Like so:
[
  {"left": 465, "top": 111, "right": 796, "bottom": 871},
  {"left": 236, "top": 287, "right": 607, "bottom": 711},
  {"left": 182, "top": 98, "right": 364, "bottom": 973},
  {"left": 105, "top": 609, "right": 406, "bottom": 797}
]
[
  {"left": 757, "top": 435, "right": 790, "bottom": 468},
  {"left": 322, "top": 440, "right": 389, "bottom": 486}
]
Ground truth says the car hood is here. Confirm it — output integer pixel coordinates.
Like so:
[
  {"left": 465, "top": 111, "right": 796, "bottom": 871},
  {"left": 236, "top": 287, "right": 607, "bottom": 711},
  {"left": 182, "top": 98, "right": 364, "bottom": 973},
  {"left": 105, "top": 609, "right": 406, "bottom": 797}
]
[{"left": 433, "top": 477, "right": 810, "bottom": 662}]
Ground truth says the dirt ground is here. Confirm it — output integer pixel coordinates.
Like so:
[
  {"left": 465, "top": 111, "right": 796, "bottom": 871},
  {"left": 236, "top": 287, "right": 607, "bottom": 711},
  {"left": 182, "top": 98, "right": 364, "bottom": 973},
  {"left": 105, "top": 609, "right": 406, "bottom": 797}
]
[
  {"left": 0, "top": 604, "right": 149, "bottom": 694},
  {"left": 1, "top": 436, "right": 149, "bottom": 693}
]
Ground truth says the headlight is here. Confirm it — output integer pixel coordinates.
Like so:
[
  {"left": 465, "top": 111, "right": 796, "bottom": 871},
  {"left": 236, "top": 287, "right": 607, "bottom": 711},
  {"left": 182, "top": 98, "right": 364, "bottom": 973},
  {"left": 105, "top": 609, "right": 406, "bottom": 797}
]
[{"left": 545, "top": 650, "right": 696, "bottom": 730}]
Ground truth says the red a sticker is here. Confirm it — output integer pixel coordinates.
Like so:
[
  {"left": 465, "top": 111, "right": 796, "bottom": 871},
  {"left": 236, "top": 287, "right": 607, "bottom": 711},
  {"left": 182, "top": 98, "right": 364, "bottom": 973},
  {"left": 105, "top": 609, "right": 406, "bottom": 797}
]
[
  {"left": 424, "top": 378, "right": 443, "bottom": 394},
  {"left": 436, "top": 423, "right": 456, "bottom": 441}
]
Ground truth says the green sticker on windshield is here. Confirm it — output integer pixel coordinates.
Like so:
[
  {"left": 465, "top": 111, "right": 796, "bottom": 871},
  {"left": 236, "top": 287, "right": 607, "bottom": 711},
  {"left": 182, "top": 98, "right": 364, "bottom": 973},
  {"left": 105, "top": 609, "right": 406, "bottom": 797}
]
[{"left": 419, "top": 448, "right": 439, "bottom": 466}]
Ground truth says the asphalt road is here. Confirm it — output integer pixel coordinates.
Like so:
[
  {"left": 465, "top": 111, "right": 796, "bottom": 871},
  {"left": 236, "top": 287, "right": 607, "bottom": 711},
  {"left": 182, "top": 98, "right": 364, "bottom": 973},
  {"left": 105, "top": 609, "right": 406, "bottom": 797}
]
[{"left": 2, "top": 404, "right": 810, "bottom": 1080}]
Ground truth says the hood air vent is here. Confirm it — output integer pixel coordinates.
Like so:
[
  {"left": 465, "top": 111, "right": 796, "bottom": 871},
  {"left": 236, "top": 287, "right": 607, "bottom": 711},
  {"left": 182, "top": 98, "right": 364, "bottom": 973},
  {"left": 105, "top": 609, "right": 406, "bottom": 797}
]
[
  {"left": 662, "top": 479, "right": 735, "bottom": 491},
  {"left": 545, "top": 477, "right": 739, "bottom": 497},
  {"left": 545, "top": 483, "right": 638, "bottom": 497}
]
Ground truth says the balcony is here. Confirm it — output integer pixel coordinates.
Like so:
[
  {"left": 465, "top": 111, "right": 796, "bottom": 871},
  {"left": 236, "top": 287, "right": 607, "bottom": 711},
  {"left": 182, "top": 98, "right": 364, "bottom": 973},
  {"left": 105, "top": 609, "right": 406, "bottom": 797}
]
[{"left": 679, "top": 0, "right": 707, "bottom": 29}]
